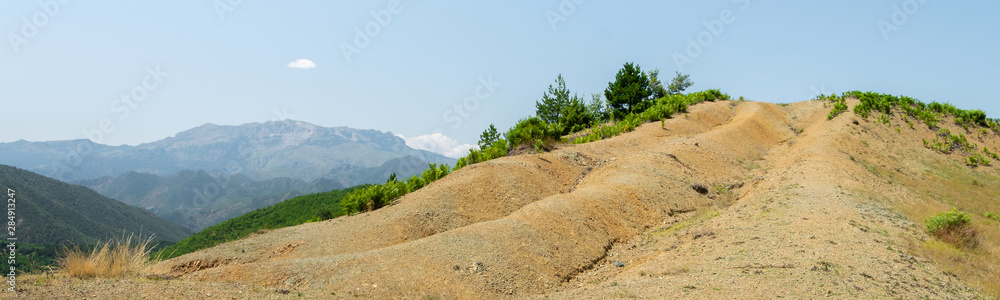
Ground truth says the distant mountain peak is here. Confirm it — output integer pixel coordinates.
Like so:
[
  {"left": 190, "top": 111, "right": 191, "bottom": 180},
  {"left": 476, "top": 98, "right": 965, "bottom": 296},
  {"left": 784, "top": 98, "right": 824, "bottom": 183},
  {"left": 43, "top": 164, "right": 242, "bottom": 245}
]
[{"left": 0, "top": 120, "right": 456, "bottom": 183}]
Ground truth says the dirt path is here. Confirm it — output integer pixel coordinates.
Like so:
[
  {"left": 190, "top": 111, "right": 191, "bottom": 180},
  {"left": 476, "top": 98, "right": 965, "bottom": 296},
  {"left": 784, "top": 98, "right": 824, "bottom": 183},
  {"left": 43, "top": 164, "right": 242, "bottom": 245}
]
[{"left": 19, "top": 99, "right": 994, "bottom": 299}]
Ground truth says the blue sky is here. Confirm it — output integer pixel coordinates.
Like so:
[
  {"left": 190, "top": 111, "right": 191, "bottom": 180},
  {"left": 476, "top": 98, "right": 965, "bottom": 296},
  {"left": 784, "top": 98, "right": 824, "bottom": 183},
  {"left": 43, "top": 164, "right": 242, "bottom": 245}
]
[{"left": 2, "top": 1, "right": 998, "bottom": 158}]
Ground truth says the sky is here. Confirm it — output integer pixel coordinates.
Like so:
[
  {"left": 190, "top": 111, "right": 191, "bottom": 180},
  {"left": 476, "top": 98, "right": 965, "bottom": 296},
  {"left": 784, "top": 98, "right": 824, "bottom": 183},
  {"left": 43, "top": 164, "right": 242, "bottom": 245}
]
[{"left": 2, "top": 1, "right": 998, "bottom": 158}]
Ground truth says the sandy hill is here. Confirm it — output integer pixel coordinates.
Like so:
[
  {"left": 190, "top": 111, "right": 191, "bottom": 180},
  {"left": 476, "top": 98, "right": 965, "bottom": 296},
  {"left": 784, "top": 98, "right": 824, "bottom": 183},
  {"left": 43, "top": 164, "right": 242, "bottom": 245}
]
[{"left": 18, "top": 100, "right": 1000, "bottom": 299}]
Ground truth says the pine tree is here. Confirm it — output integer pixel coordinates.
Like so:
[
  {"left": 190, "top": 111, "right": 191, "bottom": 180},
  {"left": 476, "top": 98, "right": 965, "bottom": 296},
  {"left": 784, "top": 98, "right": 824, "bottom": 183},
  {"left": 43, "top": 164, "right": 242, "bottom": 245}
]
[
  {"left": 604, "top": 63, "right": 652, "bottom": 119},
  {"left": 647, "top": 68, "right": 668, "bottom": 99},
  {"left": 536, "top": 74, "right": 572, "bottom": 124},
  {"left": 666, "top": 71, "right": 694, "bottom": 95},
  {"left": 478, "top": 124, "right": 500, "bottom": 149}
]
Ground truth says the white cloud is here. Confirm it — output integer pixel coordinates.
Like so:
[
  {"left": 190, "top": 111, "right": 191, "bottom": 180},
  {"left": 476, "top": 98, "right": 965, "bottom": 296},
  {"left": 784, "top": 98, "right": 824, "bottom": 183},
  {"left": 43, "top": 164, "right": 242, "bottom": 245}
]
[
  {"left": 397, "top": 133, "right": 475, "bottom": 159},
  {"left": 287, "top": 59, "right": 316, "bottom": 69}
]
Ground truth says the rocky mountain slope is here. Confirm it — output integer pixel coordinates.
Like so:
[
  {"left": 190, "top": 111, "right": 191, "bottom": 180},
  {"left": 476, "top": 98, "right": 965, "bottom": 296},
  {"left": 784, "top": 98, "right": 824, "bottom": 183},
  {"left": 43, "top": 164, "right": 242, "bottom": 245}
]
[{"left": 19, "top": 100, "right": 1000, "bottom": 298}]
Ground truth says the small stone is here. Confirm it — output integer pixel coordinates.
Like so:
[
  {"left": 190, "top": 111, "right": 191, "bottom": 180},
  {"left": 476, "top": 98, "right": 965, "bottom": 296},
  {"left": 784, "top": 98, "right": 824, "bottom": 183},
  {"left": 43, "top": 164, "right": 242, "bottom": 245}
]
[{"left": 614, "top": 261, "right": 625, "bottom": 268}]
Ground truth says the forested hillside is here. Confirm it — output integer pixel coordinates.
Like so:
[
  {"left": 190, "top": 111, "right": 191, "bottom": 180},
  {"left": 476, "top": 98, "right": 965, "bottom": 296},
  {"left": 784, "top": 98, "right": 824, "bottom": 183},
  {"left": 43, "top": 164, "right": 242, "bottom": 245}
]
[{"left": 0, "top": 164, "right": 193, "bottom": 245}]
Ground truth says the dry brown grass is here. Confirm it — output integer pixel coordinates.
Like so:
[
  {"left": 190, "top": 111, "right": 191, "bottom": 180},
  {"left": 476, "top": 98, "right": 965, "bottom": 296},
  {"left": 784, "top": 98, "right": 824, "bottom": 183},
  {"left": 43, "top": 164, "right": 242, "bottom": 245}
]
[{"left": 57, "top": 233, "right": 155, "bottom": 278}]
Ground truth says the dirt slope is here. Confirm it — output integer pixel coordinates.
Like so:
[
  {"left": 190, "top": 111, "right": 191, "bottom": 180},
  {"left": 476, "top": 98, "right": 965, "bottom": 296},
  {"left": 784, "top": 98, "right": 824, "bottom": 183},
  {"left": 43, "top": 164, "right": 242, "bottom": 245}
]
[{"left": 18, "top": 99, "right": 999, "bottom": 299}]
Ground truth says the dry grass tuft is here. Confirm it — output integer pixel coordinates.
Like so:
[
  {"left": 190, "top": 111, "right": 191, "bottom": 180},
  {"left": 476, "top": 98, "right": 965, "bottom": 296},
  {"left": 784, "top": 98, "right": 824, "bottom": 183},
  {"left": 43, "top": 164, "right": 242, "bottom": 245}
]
[{"left": 57, "top": 233, "right": 155, "bottom": 278}]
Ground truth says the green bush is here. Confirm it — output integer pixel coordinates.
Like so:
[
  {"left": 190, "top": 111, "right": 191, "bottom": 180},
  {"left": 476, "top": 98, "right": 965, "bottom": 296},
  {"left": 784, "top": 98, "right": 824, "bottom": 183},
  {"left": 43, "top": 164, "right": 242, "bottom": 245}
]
[
  {"left": 985, "top": 212, "right": 1000, "bottom": 222},
  {"left": 966, "top": 153, "right": 991, "bottom": 167},
  {"left": 984, "top": 147, "right": 1000, "bottom": 161},
  {"left": 926, "top": 208, "right": 971, "bottom": 233},
  {"left": 456, "top": 139, "right": 508, "bottom": 170},
  {"left": 506, "top": 117, "right": 562, "bottom": 151},
  {"left": 827, "top": 97, "right": 848, "bottom": 120},
  {"left": 925, "top": 208, "right": 976, "bottom": 247}
]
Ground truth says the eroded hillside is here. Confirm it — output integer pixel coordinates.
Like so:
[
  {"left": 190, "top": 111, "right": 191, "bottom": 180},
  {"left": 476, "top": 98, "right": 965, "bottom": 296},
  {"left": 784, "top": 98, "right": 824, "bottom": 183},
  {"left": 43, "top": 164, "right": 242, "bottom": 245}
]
[{"left": 19, "top": 99, "right": 1000, "bottom": 299}]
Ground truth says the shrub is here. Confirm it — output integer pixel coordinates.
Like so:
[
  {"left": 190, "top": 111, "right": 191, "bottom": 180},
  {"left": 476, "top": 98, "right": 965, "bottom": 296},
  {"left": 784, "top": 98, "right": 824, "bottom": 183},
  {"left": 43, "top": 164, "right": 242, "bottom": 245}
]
[
  {"left": 456, "top": 139, "right": 508, "bottom": 169},
  {"left": 984, "top": 147, "right": 1000, "bottom": 161},
  {"left": 925, "top": 208, "right": 976, "bottom": 247},
  {"left": 687, "top": 89, "right": 729, "bottom": 102},
  {"left": 506, "top": 117, "right": 562, "bottom": 151},
  {"left": 827, "top": 98, "right": 848, "bottom": 120},
  {"left": 985, "top": 212, "right": 1000, "bottom": 222},
  {"left": 966, "top": 153, "right": 991, "bottom": 167},
  {"left": 58, "top": 233, "right": 154, "bottom": 278}
]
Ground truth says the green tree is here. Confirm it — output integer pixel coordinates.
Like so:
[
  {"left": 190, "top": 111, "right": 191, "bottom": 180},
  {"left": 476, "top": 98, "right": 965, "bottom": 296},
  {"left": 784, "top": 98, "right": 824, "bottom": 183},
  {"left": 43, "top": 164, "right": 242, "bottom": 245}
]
[
  {"left": 587, "top": 93, "right": 609, "bottom": 123},
  {"left": 604, "top": 62, "right": 652, "bottom": 119},
  {"left": 666, "top": 71, "right": 693, "bottom": 95},
  {"left": 647, "top": 69, "right": 668, "bottom": 99},
  {"left": 536, "top": 74, "right": 571, "bottom": 124},
  {"left": 478, "top": 124, "right": 500, "bottom": 149},
  {"left": 559, "top": 95, "right": 593, "bottom": 134}
]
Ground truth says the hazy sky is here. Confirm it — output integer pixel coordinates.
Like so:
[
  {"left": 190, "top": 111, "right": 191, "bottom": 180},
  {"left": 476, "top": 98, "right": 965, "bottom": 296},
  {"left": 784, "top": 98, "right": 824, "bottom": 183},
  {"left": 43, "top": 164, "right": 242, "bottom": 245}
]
[{"left": 2, "top": 1, "right": 998, "bottom": 158}]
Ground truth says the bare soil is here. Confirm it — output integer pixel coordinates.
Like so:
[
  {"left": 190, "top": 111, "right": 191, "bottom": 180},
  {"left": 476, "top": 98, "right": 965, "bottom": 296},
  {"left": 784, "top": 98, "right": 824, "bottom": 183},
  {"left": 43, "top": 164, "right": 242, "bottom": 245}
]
[{"left": 16, "top": 99, "right": 999, "bottom": 299}]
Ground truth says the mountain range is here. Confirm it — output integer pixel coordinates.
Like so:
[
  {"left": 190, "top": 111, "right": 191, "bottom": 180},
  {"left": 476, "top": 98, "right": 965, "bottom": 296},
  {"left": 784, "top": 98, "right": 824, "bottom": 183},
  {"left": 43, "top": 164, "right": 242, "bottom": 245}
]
[
  {"left": 0, "top": 120, "right": 455, "bottom": 183},
  {"left": 0, "top": 120, "right": 458, "bottom": 230}
]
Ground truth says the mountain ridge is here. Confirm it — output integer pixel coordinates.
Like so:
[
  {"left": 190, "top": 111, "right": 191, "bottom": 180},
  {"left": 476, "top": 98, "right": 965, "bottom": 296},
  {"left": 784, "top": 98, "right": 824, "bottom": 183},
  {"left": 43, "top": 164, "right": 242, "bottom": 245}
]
[{"left": 0, "top": 120, "right": 456, "bottom": 183}]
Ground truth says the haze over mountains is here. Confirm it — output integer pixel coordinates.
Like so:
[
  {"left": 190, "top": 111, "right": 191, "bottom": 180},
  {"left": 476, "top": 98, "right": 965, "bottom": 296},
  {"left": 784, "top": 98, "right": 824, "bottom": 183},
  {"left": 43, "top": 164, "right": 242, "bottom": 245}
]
[{"left": 0, "top": 120, "right": 457, "bottom": 230}]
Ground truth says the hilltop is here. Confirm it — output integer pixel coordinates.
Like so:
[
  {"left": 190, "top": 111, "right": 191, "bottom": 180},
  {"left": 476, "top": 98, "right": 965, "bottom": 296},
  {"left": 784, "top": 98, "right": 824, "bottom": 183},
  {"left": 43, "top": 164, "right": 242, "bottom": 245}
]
[{"left": 18, "top": 99, "right": 1000, "bottom": 298}]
